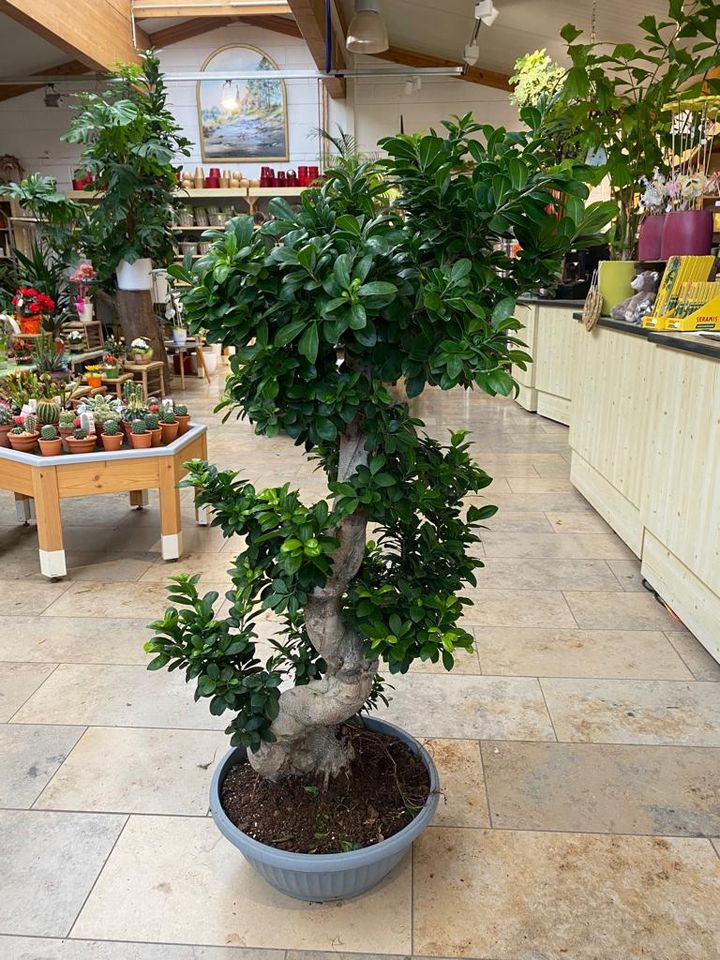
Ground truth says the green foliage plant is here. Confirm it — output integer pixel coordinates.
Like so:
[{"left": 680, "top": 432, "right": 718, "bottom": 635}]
[
  {"left": 148, "top": 113, "right": 614, "bottom": 782},
  {"left": 552, "top": 0, "right": 720, "bottom": 258},
  {"left": 62, "top": 51, "right": 191, "bottom": 280}
]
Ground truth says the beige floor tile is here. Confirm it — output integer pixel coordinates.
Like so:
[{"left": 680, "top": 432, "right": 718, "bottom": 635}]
[
  {"left": 377, "top": 674, "right": 555, "bottom": 741},
  {"left": 140, "top": 552, "right": 235, "bottom": 583},
  {"left": 606, "top": 558, "right": 646, "bottom": 592},
  {"left": 546, "top": 511, "right": 614, "bottom": 534},
  {"left": 667, "top": 632, "right": 720, "bottom": 681},
  {"left": 410, "top": 648, "right": 481, "bottom": 675},
  {"left": 11, "top": 664, "right": 225, "bottom": 730},
  {"left": 473, "top": 626, "right": 693, "bottom": 679},
  {"left": 477, "top": 558, "right": 621, "bottom": 592},
  {"left": 48, "top": 556, "right": 155, "bottom": 583},
  {"left": 422, "top": 739, "right": 490, "bottom": 828},
  {"left": 507, "top": 477, "right": 576, "bottom": 493},
  {"left": 36, "top": 727, "right": 228, "bottom": 815},
  {"left": 565, "top": 591, "right": 679, "bottom": 631},
  {"left": 482, "top": 491, "right": 595, "bottom": 513},
  {"left": 0, "top": 581, "right": 70, "bottom": 616},
  {"left": 542, "top": 678, "right": 720, "bottom": 746},
  {"left": 0, "top": 939, "right": 285, "bottom": 960},
  {"left": 0, "top": 725, "right": 83, "bottom": 808},
  {"left": 471, "top": 511, "right": 555, "bottom": 534},
  {"left": 482, "top": 532, "right": 633, "bottom": 560},
  {"left": 0, "top": 663, "right": 57, "bottom": 722},
  {"left": 41, "top": 580, "right": 228, "bottom": 620},
  {"left": 0, "top": 810, "right": 126, "bottom": 937},
  {"left": 482, "top": 740, "right": 720, "bottom": 836},
  {"left": 72, "top": 815, "right": 412, "bottom": 952},
  {"left": 461, "top": 589, "right": 575, "bottom": 628},
  {"left": 0, "top": 617, "right": 149, "bottom": 665},
  {"left": 413, "top": 827, "right": 720, "bottom": 959}
]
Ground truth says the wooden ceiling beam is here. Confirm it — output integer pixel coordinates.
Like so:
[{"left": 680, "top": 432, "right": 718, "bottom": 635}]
[
  {"left": 134, "top": 2, "right": 290, "bottom": 17},
  {"left": 373, "top": 45, "right": 511, "bottom": 92},
  {"left": 0, "top": 59, "right": 90, "bottom": 104},
  {"left": 286, "top": 0, "right": 345, "bottom": 98},
  {"left": 0, "top": 0, "right": 149, "bottom": 71},
  {"left": 149, "top": 15, "right": 233, "bottom": 45}
]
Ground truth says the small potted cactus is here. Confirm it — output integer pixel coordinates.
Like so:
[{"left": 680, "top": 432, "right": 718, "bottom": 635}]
[
  {"left": 129, "top": 417, "right": 152, "bottom": 449},
  {"left": 66, "top": 425, "right": 97, "bottom": 454},
  {"left": 160, "top": 408, "right": 178, "bottom": 445},
  {"left": 174, "top": 403, "right": 190, "bottom": 435},
  {"left": 58, "top": 410, "right": 76, "bottom": 450},
  {"left": 101, "top": 418, "right": 123, "bottom": 452},
  {"left": 7, "top": 414, "right": 40, "bottom": 453},
  {"left": 0, "top": 404, "right": 14, "bottom": 448},
  {"left": 38, "top": 424, "right": 62, "bottom": 456},
  {"left": 144, "top": 411, "right": 162, "bottom": 447},
  {"left": 37, "top": 399, "right": 61, "bottom": 429}
]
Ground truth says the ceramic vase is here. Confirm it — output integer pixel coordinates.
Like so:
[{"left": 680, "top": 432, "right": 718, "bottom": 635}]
[
  {"left": 637, "top": 215, "right": 665, "bottom": 261},
  {"left": 598, "top": 260, "right": 636, "bottom": 315},
  {"left": 661, "top": 209, "right": 714, "bottom": 258}
]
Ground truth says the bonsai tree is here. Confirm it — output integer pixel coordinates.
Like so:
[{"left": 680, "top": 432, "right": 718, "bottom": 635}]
[
  {"left": 63, "top": 51, "right": 191, "bottom": 371},
  {"left": 551, "top": 0, "right": 720, "bottom": 258},
  {"left": 148, "top": 114, "right": 614, "bottom": 781}
]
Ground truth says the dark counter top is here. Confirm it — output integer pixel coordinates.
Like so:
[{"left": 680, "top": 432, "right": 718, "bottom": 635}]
[
  {"left": 571, "top": 312, "right": 720, "bottom": 359},
  {"left": 519, "top": 298, "right": 586, "bottom": 308}
]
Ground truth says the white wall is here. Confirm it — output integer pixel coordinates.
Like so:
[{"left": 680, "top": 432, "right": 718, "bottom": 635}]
[{"left": 0, "top": 22, "right": 517, "bottom": 189}]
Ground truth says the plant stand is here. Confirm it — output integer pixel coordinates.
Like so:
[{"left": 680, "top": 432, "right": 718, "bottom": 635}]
[
  {"left": 0, "top": 424, "right": 208, "bottom": 579},
  {"left": 124, "top": 360, "right": 166, "bottom": 398},
  {"left": 163, "top": 337, "right": 211, "bottom": 390},
  {"left": 62, "top": 321, "right": 103, "bottom": 351}
]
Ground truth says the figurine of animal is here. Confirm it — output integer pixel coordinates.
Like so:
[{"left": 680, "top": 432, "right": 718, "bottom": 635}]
[{"left": 611, "top": 270, "right": 659, "bottom": 325}]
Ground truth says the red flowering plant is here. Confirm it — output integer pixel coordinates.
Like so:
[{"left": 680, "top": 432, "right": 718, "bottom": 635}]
[{"left": 12, "top": 288, "right": 55, "bottom": 317}]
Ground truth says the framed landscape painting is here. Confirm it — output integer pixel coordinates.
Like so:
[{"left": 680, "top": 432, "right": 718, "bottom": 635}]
[{"left": 197, "top": 44, "right": 288, "bottom": 162}]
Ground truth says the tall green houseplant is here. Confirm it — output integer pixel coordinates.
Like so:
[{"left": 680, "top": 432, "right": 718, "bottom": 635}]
[
  {"left": 554, "top": 0, "right": 719, "bottom": 259},
  {"left": 148, "top": 114, "right": 613, "bottom": 781},
  {"left": 63, "top": 50, "right": 191, "bottom": 278}
]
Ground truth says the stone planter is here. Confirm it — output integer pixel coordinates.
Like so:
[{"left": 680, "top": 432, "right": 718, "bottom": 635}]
[{"left": 209, "top": 716, "right": 439, "bottom": 902}]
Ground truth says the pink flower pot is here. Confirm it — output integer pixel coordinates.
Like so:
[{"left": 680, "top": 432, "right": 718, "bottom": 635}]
[
  {"left": 637, "top": 215, "right": 665, "bottom": 261},
  {"left": 661, "top": 209, "right": 714, "bottom": 258}
]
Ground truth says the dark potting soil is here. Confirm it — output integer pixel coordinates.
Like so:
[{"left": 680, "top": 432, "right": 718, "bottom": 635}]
[{"left": 220, "top": 724, "right": 431, "bottom": 854}]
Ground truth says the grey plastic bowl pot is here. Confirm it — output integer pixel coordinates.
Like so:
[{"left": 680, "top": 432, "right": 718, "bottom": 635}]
[{"left": 209, "top": 716, "right": 439, "bottom": 902}]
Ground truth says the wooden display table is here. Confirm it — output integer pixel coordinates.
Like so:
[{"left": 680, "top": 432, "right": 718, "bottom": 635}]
[
  {"left": 163, "top": 338, "right": 211, "bottom": 389},
  {"left": 0, "top": 424, "right": 208, "bottom": 579},
  {"left": 101, "top": 372, "right": 134, "bottom": 398},
  {"left": 125, "top": 360, "right": 166, "bottom": 397}
]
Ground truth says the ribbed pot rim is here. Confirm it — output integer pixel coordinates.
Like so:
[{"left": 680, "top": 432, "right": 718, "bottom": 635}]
[{"left": 210, "top": 716, "right": 439, "bottom": 871}]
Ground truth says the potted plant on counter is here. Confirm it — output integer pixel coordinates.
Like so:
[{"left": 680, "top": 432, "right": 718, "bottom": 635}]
[
  {"left": 38, "top": 425, "right": 62, "bottom": 456},
  {"left": 175, "top": 403, "right": 190, "bottom": 435},
  {"left": 0, "top": 403, "right": 13, "bottom": 447},
  {"left": 100, "top": 418, "right": 123, "bottom": 452},
  {"left": 66, "top": 425, "right": 97, "bottom": 454},
  {"left": 148, "top": 113, "right": 613, "bottom": 901},
  {"left": 8, "top": 414, "right": 39, "bottom": 452},
  {"left": 129, "top": 417, "right": 152, "bottom": 449},
  {"left": 12, "top": 288, "right": 55, "bottom": 335},
  {"left": 159, "top": 408, "right": 178, "bottom": 445},
  {"left": 144, "top": 411, "right": 162, "bottom": 447}
]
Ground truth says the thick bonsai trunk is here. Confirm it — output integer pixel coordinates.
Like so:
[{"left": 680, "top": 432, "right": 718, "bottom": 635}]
[
  {"left": 248, "top": 421, "right": 378, "bottom": 782},
  {"left": 115, "top": 289, "right": 170, "bottom": 381}
]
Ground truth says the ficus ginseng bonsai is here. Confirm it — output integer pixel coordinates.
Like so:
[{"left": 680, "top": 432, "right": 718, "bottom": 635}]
[{"left": 147, "top": 113, "right": 614, "bottom": 783}]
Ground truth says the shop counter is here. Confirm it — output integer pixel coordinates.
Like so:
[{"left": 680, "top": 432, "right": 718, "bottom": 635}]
[
  {"left": 514, "top": 302, "right": 720, "bottom": 658},
  {"left": 513, "top": 300, "right": 585, "bottom": 424}
]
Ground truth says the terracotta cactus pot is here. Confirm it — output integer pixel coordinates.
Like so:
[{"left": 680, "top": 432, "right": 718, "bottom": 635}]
[
  {"left": 0, "top": 424, "right": 12, "bottom": 448},
  {"left": 101, "top": 433, "right": 123, "bottom": 452},
  {"left": 66, "top": 435, "right": 97, "bottom": 454},
  {"left": 8, "top": 432, "right": 39, "bottom": 453},
  {"left": 161, "top": 421, "right": 179, "bottom": 445},
  {"left": 38, "top": 437, "right": 63, "bottom": 456},
  {"left": 149, "top": 427, "right": 162, "bottom": 447},
  {"left": 176, "top": 414, "right": 191, "bottom": 436},
  {"left": 130, "top": 430, "right": 152, "bottom": 449}
]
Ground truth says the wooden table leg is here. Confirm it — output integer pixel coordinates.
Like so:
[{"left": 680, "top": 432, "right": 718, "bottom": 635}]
[
  {"left": 159, "top": 460, "right": 182, "bottom": 560},
  {"left": 129, "top": 490, "right": 149, "bottom": 509},
  {"left": 30, "top": 466, "right": 66, "bottom": 579},
  {"left": 196, "top": 344, "right": 210, "bottom": 383},
  {"left": 14, "top": 493, "right": 35, "bottom": 524},
  {"left": 178, "top": 349, "right": 185, "bottom": 391}
]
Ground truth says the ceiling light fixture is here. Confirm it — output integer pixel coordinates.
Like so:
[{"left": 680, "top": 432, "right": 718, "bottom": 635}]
[
  {"left": 346, "top": 0, "right": 389, "bottom": 55},
  {"left": 44, "top": 84, "right": 62, "bottom": 107},
  {"left": 475, "top": 0, "right": 499, "bottom": 26},
  {"left": 464, "top": 43, "right": 480, "bottom": 66}
]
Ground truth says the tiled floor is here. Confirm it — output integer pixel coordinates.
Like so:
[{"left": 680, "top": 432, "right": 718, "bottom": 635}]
[{"left": 2, "top": 368, "right": 720, "bottom": 960}]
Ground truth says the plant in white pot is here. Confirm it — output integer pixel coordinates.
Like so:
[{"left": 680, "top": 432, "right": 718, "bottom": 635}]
[
  {"left": 63, "top": 52, "right": 191, "bottom": 372},
  {"left": 148, "top": 114, "right": 613, "bottom": 901}
]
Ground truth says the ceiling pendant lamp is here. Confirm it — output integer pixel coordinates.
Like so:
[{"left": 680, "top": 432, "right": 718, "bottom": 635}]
[{"left": 346, "top": 0, "right": 389, "bottom": 55}]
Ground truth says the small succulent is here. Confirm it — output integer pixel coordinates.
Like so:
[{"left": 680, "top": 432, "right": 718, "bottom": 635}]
[
  {"left": 37, "top": 400, "right": 60, "bottom": 426},
  {"left": 161, "top": 409, "right": 176, "bottom": 424},
  {"left": 58, "top": 410, "right": 75, "bottom": 428},
  {"left": 24, "top": 413, "right": 38, "bottom": 434},
  {"left": 103, "top": 419, "right": 119, "bottom": 436},
  {"left": 131, "top": 418, "right": 147, "bottom": 435},
  {"left": 73, "top": 427, "right": 88, "bottom": 440},
  {"left": 40, "top": 425, "right": 58, "bottom": 440},
  {"left": 9, "top": 424, "right": 25, "bottom": 435},
  {"left": 144, "top": 412, "right": 159, "bottom": 430},
  {"left": 174, "top": 404, "right": 188, "bottom": 416},
  {"left": 0, "top": 405, "right": 13, "bottom": 426}
]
